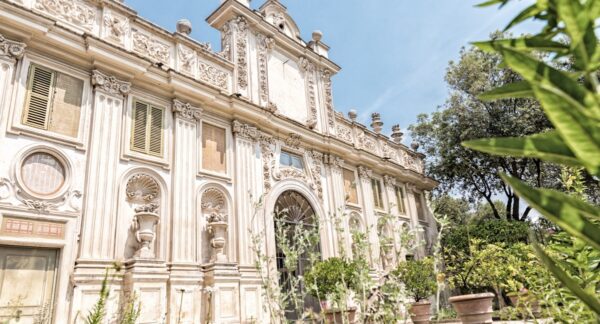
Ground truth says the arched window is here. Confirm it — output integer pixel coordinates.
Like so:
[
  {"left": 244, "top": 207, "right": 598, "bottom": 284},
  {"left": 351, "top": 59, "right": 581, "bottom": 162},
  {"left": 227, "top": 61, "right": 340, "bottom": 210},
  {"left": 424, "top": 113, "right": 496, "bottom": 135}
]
[{"left": 274, "top": 190, "right": 321, "bottom": 320}]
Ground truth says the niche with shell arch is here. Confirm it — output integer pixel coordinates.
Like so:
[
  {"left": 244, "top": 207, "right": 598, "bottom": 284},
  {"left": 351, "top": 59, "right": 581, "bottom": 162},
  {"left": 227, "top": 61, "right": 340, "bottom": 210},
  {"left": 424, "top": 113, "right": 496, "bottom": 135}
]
[
  {"left": 124, "top": 173, "right": 161, "bottom": 259},
  {"left": 377, "top": 218, "right": 395, "bottom": 270},
  {"left": 347, "top": 212, "right": 364, "bottom": 260},
  {"left": 200, "top": 186, "right": 230, "bottom": 263}
]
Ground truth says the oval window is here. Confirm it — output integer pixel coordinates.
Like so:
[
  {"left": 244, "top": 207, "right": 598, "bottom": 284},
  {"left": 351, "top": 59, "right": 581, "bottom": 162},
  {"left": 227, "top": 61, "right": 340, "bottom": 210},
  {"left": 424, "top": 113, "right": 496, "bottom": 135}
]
[{"left": 21, "top": 152, "right": 66, "bottom": 196}]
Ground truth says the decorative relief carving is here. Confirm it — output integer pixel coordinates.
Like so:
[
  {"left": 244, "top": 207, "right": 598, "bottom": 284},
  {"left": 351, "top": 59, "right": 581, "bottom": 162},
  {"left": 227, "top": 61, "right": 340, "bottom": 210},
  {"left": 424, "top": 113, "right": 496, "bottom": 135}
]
[
  {"left": 201, "top": 188, "right": 226, "bottom": 215},
  {"left": 35, "top": 0, "right": 96, "bottom": 31},
  {"left": 91, "top": 70, "right": 131, "bottom": 95},
  {"left": 357, "top": 166, "right": 373, "bottom": 181},
  {"left": 256, "top": 33, "right": 273, "bottom": 105},
  {"left": 323, "top": 154, "right": 344, "bottom": 171},
  {"left": 132, "top": 30, "right": 170, "bottom": 64},
  {"left": 177, "top": 44, "right": 196, "bottom": 76},
  {"left": 336, "top": 125, "right": 353, "bottom": 144},
  {"left": 126, "top": 174, "right": 159, "bottom": 203},
  {"left": 260, "top": 137, "right": 276, "bottom": 193},
  {"left": 173, "top": 99, "right": 201, "bottom": 121},
  {"left": 284, "top": 134, "right": 302, "bottom": 149},
  {"left": 103, "top": 11, "right": 129, "bottom": 43},
  {"left": 234, "top": 16, "right": 249, "bottom": 90},
  {"left": 300, "top": 57, "right": 318, "bottom": 129},
  {"left": 309, "top": 151, "right": 324, "bottom": 200},
  {"left": 232, "top": 120, "right": 260, "bottom": 141},
  {"left": 198, "top": 61, "right": 229, "bottom": 91},
  {"left": 383, "top": 175, "right": 397, "bottom": 188},
  {"left": 0, "top": 34, "right": 26, "bottom": 59},
  {"left": 322, "top": 69, "right": 335, "bottom": 130},
  {"left": 219, "top": 22, "right": 232, "bottom": 60},
  {"left": 382, "top": 143, "right": 398, "bottom": 162},
  {"left": 0, "top": 177, "right": 81, "bottom": 213},
  {"left": 125, "top": 173, "right": 161, "bottom": 259},
  {"left": 357, "top": 130, "right": 378, "bottom": 154}
]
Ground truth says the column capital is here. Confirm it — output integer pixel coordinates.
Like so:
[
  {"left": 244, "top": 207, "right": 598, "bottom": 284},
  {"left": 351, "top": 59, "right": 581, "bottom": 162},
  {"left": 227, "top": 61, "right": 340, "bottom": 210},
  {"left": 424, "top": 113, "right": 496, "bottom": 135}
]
[
  {"left": 357, "top": 165, "right": 373, "bottom": 181},
  {"left": 383, "top": 175, "right": 397, "bottom": 188},
  {"left": 172, "top": 99, "right": 202, "bottom": 121},
  {"left": 0, "top": 34, "right": 26, "bottom": 59},
  {"left": 323, "top": 154, "right": 344, "bottom": 171},
  {"left": 91, "top": 70, "right": 131, "bottom": 96}
]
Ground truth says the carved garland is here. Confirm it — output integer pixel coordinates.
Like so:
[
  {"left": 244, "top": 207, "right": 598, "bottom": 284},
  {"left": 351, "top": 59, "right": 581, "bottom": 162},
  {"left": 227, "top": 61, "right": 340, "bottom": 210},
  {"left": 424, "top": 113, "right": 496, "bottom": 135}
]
[
  {"left": 132, "top": 30, "right": 170, "bottom": 64},
  {"left": 300, "top": 57, "right": 318, "bottom": 129},
  {"left": 256, "top": 33, "right": 273, "bottom": 105},
  {"left": 0, "top": 177, "right": 82, "bottom": 213},
  {"left": 234, "top": 17, "right": 249, "bottom": 90},
  {"left": 35, "top": 0, "right": 96, "bottom": 31},
  {"left": 322, "top": 69, "right": 335, "bottom": 130},
  {"left": 198, "top": 61, "right": 229, "bottom": 91}
]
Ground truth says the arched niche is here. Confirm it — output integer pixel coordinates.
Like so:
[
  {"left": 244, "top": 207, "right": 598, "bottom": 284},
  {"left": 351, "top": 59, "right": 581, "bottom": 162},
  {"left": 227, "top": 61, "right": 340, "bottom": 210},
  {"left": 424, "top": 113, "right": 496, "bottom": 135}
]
[
  {"left": 115, "top": 167, "right": 169, "bottom": 261},
  {"left": 377, "top": 218, "right": 395, "bottom": 270},
  {"left": 347, "top": 212, "right": 365, "bottom": 260},
  {"left": 198, "top": 183, "right": 234, "bottom": 264}
]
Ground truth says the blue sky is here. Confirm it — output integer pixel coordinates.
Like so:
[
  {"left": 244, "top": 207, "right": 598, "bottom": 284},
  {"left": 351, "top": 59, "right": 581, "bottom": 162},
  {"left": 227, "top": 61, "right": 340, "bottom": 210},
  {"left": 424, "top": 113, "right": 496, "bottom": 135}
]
[{"left": 126, "top": 0, "right": 535, "bottom": 141}]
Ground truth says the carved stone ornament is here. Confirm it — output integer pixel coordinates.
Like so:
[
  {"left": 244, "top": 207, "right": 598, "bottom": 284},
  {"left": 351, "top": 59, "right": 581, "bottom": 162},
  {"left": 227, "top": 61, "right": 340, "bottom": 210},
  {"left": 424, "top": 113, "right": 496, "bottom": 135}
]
[
  {"left": 173, "top": 99, "right": 201, "bottom": 121},
  {"left": 35, "top": 0, "right": 96, "bottom": 31},
  {"left": 322, "top": 69, "right": 335, "bottom": 130},
  {"left": 383, "top": 175, "right": 397, "bottom": 188},
  {"left": 260, "top": 137, "right": 276, "bottom": 193},
  {"left": 132, "top": 29, "right": 170, "bottom": 65},
  {"left": 0, "top": 34, "right": 26, "bottom": 59},
  {"left": 234, "top": 16, "right": 249, "bottom": 90},
  {"left": 357, "top": 166, "right": 373, "bottom": 180},
  {"left": 219, "top": 22, "right": 233, "bottom": 60},
  {"left": 284, "top": 133, "right": 302, "bottom": 149},
  {"left": 125, "top": 174, "right": 160, "bottom": 203},
  {"left": 336, "top": 125, "right": 354, "bottom": 144},
  {"left": 256, "top": 33, "right": 273, "bottom": 105},
  {"left": 91, "top": 70, "right": 131, "bottom": 95},
  {"left": 177, "top": 44, "right": 196, "bottom": 76},
  {"left": 323, "top": 154, "right": 344, "bottom": 170},
  {"left": 0, "top": 177, "right": 82, "bottom": 213},
  {"left": 198, "top": 61, "right": 229, "bottom": 91},
  {"left": 103, "top": 11, "right": 129, "bottom": 43},
  {"left": 201, "top": 188, "right": 226, "bottom": 215},
  {"left": 202, "top": 188, "right": 228, "bottom": 263},
  {"left": 309, "top": 151, "right": 324, "bottom": 200},
  {"left": 232, "top": 120, "right": 260, "bottom": 141}
]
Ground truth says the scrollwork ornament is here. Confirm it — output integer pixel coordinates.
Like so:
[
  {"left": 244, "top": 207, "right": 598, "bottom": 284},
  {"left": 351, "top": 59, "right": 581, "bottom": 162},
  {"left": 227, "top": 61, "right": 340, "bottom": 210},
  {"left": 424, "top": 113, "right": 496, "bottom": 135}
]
[
  {"left": 0, "top": 34, "right": 26, "bottom": 59},
  {"left": 173, "top": 99, "right": 201, "bottom": 121},
  {"left": 91, "top": 70, "right": 131, "bottom": 95},
  {"left": 358, "top": 166, "right": 373, "bottom": 181}
]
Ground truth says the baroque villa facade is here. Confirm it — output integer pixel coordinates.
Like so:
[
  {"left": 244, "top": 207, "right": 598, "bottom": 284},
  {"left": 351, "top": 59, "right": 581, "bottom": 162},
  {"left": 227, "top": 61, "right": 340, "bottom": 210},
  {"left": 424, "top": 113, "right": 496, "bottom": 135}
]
[{"left": 0, "top": 0, "right": 437, "bottom": 322}]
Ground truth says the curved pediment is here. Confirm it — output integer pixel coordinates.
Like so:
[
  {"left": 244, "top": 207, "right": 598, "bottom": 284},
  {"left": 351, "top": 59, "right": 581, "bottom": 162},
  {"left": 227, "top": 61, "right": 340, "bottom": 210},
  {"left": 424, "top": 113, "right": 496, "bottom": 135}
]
[{"left": 259, "top": 0, "right": 304, "bottom": 44}]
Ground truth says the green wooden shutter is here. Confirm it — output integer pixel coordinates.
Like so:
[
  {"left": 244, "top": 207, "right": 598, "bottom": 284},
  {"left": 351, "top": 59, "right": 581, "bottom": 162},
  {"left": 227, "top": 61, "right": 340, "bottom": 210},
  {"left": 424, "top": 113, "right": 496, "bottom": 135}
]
[
  {"left": 23, "top": 65, "right": 55, "bottom": 129},
  {"left": 131, "top": 101, "right": 149, "bottom": 153},
  {"left": 148, "top": 106, "right": 164, "bottom": 156}
]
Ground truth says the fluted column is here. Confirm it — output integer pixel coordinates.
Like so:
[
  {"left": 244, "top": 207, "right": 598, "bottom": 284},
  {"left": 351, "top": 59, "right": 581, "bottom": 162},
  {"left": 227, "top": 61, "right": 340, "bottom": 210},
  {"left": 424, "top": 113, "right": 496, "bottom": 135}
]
[
  {"left": 232, "top": 120, "right": 264, "bottom": 265},
  {"left": 357, "top": 166, "right": 380, "bottom": 268},
  {"left": 0, "top": 34, "right": 26, "bottom": 138},
  {"left": 79, "top": 71, "right": 131, "bottom": 260},
  {"left": 171, "top": 100, "right": 201, "bottom": 263},
  {"left": 324, "top": 155, "right": 346, "bottom": 257}
]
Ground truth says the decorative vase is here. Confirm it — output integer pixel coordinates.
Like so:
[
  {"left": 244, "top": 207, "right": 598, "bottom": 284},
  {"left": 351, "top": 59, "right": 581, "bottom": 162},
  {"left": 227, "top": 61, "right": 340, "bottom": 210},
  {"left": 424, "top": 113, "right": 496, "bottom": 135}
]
[
  {"left": 409, "top": 300, "right": 431, "bottom": 324},
  {"left": 207, "top": 221, "right": 228, "bottom": 263},
  {"left": 134, "top": 212, "right": 160, "bottom": 259},
  {"left": 449, "top": 292, "right": 494, "bottom": 324}
]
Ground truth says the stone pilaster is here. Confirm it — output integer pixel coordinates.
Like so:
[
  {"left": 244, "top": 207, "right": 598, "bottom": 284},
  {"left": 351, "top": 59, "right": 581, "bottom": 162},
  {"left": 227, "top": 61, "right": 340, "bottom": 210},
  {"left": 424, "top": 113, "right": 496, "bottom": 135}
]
[
  {"left": 357, "top": 166, "right": 380, "bottom": 268},
  {"left": 79, "top": 70, "right": 131, "bottom": 261},
  {"left": 0, "top": 34, "right": 26, "bottom": 138},
  {"left": 324, "top": 154, "right": 346, "bottom": 257},
  {"left": 171, "top": 99, "right": 201, "bottom": 263}
]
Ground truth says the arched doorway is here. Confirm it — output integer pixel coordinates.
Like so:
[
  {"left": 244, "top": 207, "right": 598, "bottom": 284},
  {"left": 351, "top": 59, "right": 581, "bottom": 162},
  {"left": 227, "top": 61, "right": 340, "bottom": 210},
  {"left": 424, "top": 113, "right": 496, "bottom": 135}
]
[{"left": 273, "top": 190, "right": 321, "bottom": 320}]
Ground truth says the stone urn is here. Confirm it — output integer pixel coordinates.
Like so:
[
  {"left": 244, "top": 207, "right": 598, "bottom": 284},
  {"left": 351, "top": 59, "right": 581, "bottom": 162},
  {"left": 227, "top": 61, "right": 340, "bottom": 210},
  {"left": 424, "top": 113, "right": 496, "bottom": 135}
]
[
  {"left": 207, "top": 221, "right": 228, "bottom": 263},
  {"left": 409, "top": 300, "right": 431, "bottom": 324},
  {"left": 134, "top": 212, "right": 160, "bottom": 259},
  {"left": 449, "top": 292, "right": 494, "bottom": 324}
]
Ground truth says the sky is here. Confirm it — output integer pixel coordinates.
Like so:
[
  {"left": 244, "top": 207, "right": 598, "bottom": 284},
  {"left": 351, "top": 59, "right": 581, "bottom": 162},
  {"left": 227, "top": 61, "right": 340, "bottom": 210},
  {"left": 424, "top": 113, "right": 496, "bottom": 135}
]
[{"left": 126, "top": 0, "right": 537, "bottom": 142}]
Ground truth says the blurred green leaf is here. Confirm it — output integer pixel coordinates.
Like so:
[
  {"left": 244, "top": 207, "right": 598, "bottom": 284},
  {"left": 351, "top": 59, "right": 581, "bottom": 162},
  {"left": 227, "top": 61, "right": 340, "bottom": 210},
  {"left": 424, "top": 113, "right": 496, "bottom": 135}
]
[
  {"left": 503, "top": 175, "right": 600, "bottom": 250},
  {"left": 463, "top": 131, "right": 582, "bottom": 167},
  {"left": 532, "top": 241, "right": 600, "bottom": 315},
  {"left": 473, "top": 37, "right": 568, "bottom": 54},
  {"left": 477, "top": 81, "right": 533, "bottom": 100}
]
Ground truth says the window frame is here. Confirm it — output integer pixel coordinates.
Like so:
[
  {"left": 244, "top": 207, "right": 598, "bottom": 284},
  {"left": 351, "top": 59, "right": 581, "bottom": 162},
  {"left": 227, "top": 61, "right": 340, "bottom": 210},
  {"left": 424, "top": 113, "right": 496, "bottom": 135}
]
[
  {"left": 279, "top": 150, "right": 305, "bottom": 171},
  {"left": 130, "top": 98, "right": 165, "bottom": 157},
  {"left": 198, "top": 115, "right": 233, "bottom": 180},
  {"left": 394, "top": 184, "right": 408, "bottom": 216},
  {"left": 122, "top": 91, "right": 172, "bottom": 168},
  {"left": 10, "top": 54, "right": 91, "bottom": 150},
  {"left": 342, "top": 168, "right": 359, "bottom": 206},
  {"left": 371, "top": 177, "right": 385, "bottom": 211}
]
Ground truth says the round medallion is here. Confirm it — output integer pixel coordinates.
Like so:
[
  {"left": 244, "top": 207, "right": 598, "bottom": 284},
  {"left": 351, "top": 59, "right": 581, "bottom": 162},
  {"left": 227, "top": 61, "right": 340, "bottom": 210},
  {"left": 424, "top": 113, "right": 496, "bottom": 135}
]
[{"left": 21, "top": 152, "right": 66, "bottom": 196}]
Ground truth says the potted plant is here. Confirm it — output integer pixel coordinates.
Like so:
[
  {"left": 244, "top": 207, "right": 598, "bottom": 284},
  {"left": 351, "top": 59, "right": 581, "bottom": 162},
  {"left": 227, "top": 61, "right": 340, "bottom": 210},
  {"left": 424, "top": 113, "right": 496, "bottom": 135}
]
[
  {"left": 304, "top": 257, "right": 361, "bottom": 323},
  {"left": 445, "top": 240, "right": 496, "bottom": 323},
  {"left": 502, "top": 244, "right": 542, "bottom": 318},
  {"left": 393, "top": 258, "right": 436, "bottom": 324}
]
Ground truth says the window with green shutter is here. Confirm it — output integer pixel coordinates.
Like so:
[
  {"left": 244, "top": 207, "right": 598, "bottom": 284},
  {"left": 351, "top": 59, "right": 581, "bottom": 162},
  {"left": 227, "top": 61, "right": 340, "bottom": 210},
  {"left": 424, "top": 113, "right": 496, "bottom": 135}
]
[
  {"left": 22, "top": 64, "right": 83, "bottom": 137},
  {"left": 131, "top": 100, "right": 164, "bottom": 157}
]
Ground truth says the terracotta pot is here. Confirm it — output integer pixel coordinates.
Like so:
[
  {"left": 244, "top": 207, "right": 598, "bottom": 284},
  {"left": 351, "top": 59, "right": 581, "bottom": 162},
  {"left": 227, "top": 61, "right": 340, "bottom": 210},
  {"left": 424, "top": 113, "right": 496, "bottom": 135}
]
[
  {"left": 449, "top": 292, "right": 494, "bottom": 324},
  {"left": 410, "top": 300, "right": 431, "bottom": 324},
  {"left": 508, "top": 292, "right": 541, "bottom": 317},
  {"left": 324, "top": 307, "right": 356, "bottom": 324}
]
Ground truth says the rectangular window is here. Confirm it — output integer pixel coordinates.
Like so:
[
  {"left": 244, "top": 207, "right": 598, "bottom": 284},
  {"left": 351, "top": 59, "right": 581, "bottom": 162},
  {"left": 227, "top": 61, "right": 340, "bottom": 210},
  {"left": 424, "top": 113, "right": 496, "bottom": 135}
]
[
  {"left": 202, "top": 123, "right": 227, "bottom": 173},
  {"left": 371, "top": 179, "right": 384, "bottom": 209},
  {"left": 395, "top": 186, "right": 406, "bottom": 214},
  {"left": 343, "top": 169, "right": 358, "bottom": 204},
  {"left": 131, "top": 100, "right": 164, "bottom": 157},
  {"left": 22, "top": 64, "right": 83, "bottom": 137},
  {"left": 415, "top": 193, "right": 426, "bottom": 221},
  {"left": 280, "top": 151, "right": 304, "bottom": 170}
]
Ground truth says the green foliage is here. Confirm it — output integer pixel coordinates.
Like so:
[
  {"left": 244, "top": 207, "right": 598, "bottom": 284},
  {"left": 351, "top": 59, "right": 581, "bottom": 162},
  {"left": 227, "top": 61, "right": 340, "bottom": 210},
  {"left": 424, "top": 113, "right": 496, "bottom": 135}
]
[
  {"left": 304, "top": 257, "right": 362, "bottom": 302},
  {"left": 84, "top": 269, "right": 110, "bottom": 324},
  {"left": 442, "top": 219, "right": 529, "bottom": 255},
  {"left": 119, "top": 293, "right": 141, "bottom": 324},
  {"left": 431, "top": 194, "right": 471, "bottom": 225},
  {"left": 393, "top": 258, "right": 436, "bottom": 302},
  {"left": 467, "top": 0, "right": 600, "bottom": 317}
]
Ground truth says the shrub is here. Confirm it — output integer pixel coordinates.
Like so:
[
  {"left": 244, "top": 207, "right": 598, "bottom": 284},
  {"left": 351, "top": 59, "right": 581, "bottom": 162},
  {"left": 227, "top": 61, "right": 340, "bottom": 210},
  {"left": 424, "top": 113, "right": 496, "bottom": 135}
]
[
  {"left": 393, "top": 258, "right": 436, "bottom": 302},
  {"left": 304, "top": 257, "right": 361, "bottom": 302},
  {"left": 442, "top": 220, "right": 529, "bottom": 256}
]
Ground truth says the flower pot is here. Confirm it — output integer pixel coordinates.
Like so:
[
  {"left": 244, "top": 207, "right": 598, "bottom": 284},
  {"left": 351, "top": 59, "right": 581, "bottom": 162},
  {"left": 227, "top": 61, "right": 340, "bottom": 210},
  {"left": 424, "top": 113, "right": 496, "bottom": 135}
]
[
  {"left": 410, "top": 300, "right": 431, "bottom": 324},
  {"left": 324, "top": 307, "right": 356, "bottom": 324},
  {"left": 508, "top": 292, "right": 541, "bottom": 317},
  {"left": 449, "top": 292, "right": 494, "bottom": 324}
]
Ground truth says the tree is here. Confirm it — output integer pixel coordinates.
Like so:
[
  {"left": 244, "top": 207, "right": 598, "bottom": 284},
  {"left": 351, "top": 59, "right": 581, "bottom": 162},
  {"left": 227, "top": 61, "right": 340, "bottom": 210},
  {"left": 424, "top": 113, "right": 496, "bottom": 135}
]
[
  {"left": 409, "top": 42, "right": 557, "bottom": 221},
  {"left": 431, "top": 194, "right": 472, "bottom": 225}
]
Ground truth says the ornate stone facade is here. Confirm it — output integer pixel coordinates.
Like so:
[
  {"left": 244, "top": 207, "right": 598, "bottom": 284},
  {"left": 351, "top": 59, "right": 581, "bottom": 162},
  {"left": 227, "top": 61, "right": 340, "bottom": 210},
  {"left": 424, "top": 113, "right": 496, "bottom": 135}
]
[{"left": 0, "top": 1, "right": 436, "bottom": 323}]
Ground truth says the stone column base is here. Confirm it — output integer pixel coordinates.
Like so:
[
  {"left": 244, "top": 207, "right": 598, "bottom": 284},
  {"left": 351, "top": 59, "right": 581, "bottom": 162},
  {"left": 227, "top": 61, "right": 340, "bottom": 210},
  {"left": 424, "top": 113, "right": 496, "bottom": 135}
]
[
  {"left": 203, "top": 262, "right": 241, "bottom": 323},
  {"left": 122, "top": 259, "right": 169, "bottom": 323}
]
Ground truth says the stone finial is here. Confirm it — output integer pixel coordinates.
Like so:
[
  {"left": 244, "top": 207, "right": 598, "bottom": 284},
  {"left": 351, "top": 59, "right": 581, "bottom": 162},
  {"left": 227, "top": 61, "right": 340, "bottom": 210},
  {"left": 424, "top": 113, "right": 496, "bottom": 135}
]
[
  {"left": 348, "top": 109, "right": 358, "bottom": 122},
  {"left": 312, "top": 30, "right": 323, "bottom": 42},
  {"left": 176, "top": 19, "right": 192, "bottom": 35},
  {"left": 391, "top": 124, "right": 404, "bottom": 143},
  {"left": 371, "top": 112, "right": 383, "bottom": 134},
  {"left": 411, "top": 141, "right": 420, "bottom": 151}
]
